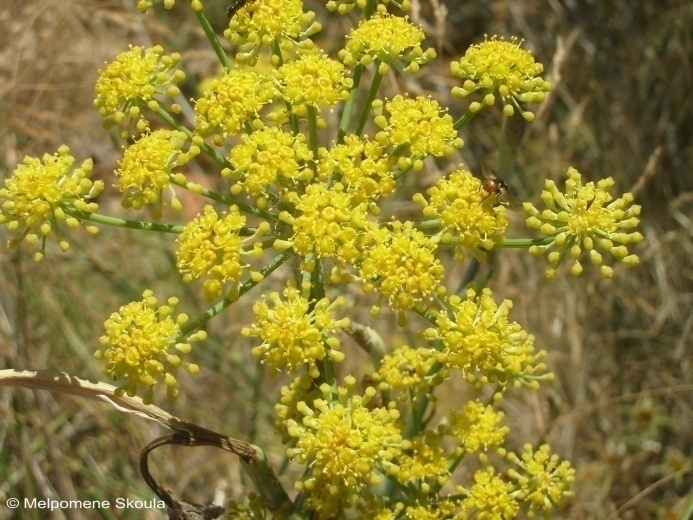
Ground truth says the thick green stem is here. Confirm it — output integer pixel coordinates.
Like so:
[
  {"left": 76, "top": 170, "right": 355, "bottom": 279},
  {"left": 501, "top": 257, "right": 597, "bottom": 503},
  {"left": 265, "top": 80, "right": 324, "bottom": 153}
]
[
  {"left": 195, "top": 9, "right": 232, "bottom": 70},
  {"left": 453, "top": 109, "right": 478, "bottom": 131},
  {"left": 354, "top": 66, "right": 384, "bottom": 136},
  {"left": 337, "top": 64, "right": 362, "bottom": 141},
  {"left": 501, "top": 237, "right": 555, "bottom": 248},
  {"left": 66, "top": 208, "right": 184, "bottom": 233}
]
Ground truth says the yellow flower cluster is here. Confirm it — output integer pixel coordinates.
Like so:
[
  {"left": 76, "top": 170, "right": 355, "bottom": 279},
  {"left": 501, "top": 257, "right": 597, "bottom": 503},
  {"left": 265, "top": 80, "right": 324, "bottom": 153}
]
[
  {"left": 396, "top": 432, "right": 450, "bottom": 488},
  {"left": 317, "top": 134, "right": 396, "bottom": 203},
  {"left": 285, "top": 377, "right": 408, "bottom": 516},
  {"left": 194, "top": 69, "right": 274, "bottom": 145},
  {"left": 373, "top": 95, "right": 463, "bottom": 169},
  {"left": 116, "top": 129, "right": 200, "bottom": 216},
  {"left": 274, "top": 373, "right": 320, "bottom": 443},
  {"left": 95, "top": 290, "right": 202, "bottom": 403},
  {"left": 524, "top": 167, "right": 643, "bottom": 278},
  {"left": 372, "top": 344, "right": 435, "bottom": 399},
  {"left": 94, "top": 45, "right": 184, "bottom": 130},
  {"left": 443, "top": 400, "right": 509, "bottom": 453},
  {"left": 0, "top": 146, "right": 102, "bottom": 261},
  {"left": 340, "top": 14, "right": 435, "bottom": 74},
  {"left": 459, "top": 467, "right": 520, "bottom": 518},
  {"left": 241, "top": 284, "right": 349, "bottom": 377},
  {"left": 275, "top": 51, "right": 353, "bottom": 115},
  {"left": 278, "top": 182, "right": 368, "bottom": 263},
  {"left": 327, "top": 0, "right": 412, "bottom": 15},
  {"left": 451, "top": 36, "right": 551, "bottom": 120},
  {"left": 224, "top": 0, "right": 319, "bottom": 66},
  {"left": 425, "top": 287, "right": 550, "bottom": 389},
  {"left": 225, "top": 125, "right": 314, "bottom": 197},
  {"left": 359, "top": 220, "right": 444, "bottom": 312},
  {"left": 415, "top": 167, "right": 508, "bottom": 261},
  {"left": 176, "top": 205, "right": 259, "bottom": 301},
  {"left": 506, "top": 444, "right": 576, "bottom": 513}
]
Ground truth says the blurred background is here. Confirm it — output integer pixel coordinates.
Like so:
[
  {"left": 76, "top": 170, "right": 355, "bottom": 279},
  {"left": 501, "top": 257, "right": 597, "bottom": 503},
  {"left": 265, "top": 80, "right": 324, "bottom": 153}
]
[{"left": 0, "top": 0, "right": 691, "bottom": 518}]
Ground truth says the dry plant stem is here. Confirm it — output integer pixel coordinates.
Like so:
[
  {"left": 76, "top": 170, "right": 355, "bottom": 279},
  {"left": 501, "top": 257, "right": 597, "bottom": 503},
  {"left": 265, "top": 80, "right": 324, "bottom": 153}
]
[{"left": 0, "top": 369, "right": 291, "bottom": 512}]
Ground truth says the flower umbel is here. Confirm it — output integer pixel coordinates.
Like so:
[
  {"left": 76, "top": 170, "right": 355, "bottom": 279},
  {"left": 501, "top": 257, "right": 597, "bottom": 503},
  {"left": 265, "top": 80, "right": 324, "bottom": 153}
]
[
  {"left": 94, "top": 45, "right": 184, "bottom": 132},
  {"left": 524, "top": 167, "right": 643, "bottom": 278},
  {"left": 242, "top": 283, "right": 349, "bottom": 377},
  {"left": 451, "top": 36, "right": 550, "bottom": 120},
  {"left": 443, "top": 400, "right": 509, "bottom": 453},
  {"left": 0, "top": 146, "right": 102, "bottom": 262},
  {"left": 415, "top": 166, "right": 508, "bottom": 261},
  {"left": 285, "top": 377, "right": 408, "bottom": 516},
  {"left": 95, "top": 290, "right": 202, "bottom": 403},
  {"left": 425, "top": 287, "right": 551, "bottom": 389}
]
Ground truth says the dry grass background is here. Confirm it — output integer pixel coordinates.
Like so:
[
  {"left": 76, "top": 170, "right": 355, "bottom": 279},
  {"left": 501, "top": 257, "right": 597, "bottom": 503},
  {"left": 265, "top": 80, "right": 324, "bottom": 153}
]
[{"left": 0, "top": 0, "right": 691, "bottom": 518}]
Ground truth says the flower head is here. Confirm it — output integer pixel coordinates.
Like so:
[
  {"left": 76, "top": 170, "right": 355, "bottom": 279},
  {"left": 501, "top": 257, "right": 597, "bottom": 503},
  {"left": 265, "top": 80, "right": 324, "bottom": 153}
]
[
  {"left": 373, "top": 95, "right": 463, "bottom": 170},
  {"left": 94, "top": 45, "right": 184, "bottom": 131},
  {"left": 340, "top": 14, "right": 435, "bottom": 74},
  {"left": 274, "top": 51, "right": 353, "bottom": 115},
  {"left": 372, "top": 345, "right": 436, "bottom": 399},
  {"left": 224, "top": 125, "right": 314, "bottom": 197},
  {"left": 278, "top": 182, "right": 369, "bottom": 264},
  {"left": 459, "top": 467, "right": 520, "bottom": 519},
  {"left": 415, "top": 167, "right": 508, "bottom": 261},
  {"left": 176, "top": 205, "right": 255, "bottom": 300},
  {"left": 317, "top": 134, "right": 396, "bottom": 203},
  {"left": 241, "top": 283, "right": 349, "bottom": 377},
  {"left": 424, "top": 287, "right": 551, "bottom": 390},
  {"left": 95, "top": 290, "right": 202, "bottom": 403},
  {"left": 524, "top": 167, "right": 643, "bottom": 278},
  {"left": 0, "top": 146, "right": 102, "bottom": 261},
  {"left": 285, "top": 377, "right": 408, "bottom": 515},
  {"left": 396, "top": 432, "right": 450, "bottom": 487},
  {"left": 193, "top": 69, "right": 274, "bottom": 145},
  {"left": 117, "top": 129, "right": 200, "bottom": 216},
  {"left": 224, "top": 0, "right": 319, "bottom": 66},
  {"left": 506, "top": 444, "right": 576, "bottom": 513},
  {"left": 358, "top": 220, "right": 444, "bottom": 313},
  {"left": 451, "top": 36, "right": 550, "bottom": 120},
  {"left": 442, "top": 401, "right": 509, "bottom": 453}
]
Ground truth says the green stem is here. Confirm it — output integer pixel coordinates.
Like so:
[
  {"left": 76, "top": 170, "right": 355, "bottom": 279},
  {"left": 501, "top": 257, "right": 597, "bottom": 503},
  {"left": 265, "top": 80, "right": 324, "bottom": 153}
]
[
  {"left": 65, "top": 208, "right": 184, "bottom": 234},
  {"left": 453, "top": 109, "right": 477, "bottom": 131},
  {"left": 195, "top": 9, "right": 232, "bottom": 70},
  {"left": 179, "top": 250, "right": 291, "bottom": 336},
  {"left": 168, "top": 177, "right": 276, "bottom": 221},
  {"left": 337, "top": 64, "right": 362, "bottom": 141},
  {"left": 307, "top": 104, "right": 319, "bottom": 165},
  {"left": 501, "top": 237, "right": 555, "bottom": 248},
  {"left": 354, "top": 66, "right": 384, "bottom": 136},
  {"left": 155, "top": 108, "right": 231, "bottom": 169}
]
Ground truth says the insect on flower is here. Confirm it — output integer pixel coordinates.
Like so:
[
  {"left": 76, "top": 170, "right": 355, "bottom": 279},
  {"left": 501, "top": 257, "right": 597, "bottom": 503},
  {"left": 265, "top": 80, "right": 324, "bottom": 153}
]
[
  {"left": 226, "top": 0, "right": 256, "bottom": 18},
  {"left": 480, "top": 164, "right": 509, "bottom": 206}
]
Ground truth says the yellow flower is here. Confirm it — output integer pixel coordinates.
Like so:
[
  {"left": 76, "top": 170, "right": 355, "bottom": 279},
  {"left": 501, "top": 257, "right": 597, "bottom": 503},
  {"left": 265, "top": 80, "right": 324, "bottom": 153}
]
[
  {"left": 0, "top": 145, "right": 102, "bottom": 262},
  {"left": 317, "top": 134, "right": 397, "bottom": 203},
  {"left": 274, "top": 51, "right": 353, "bottom": 115},
  {"left": 424, "top": 287, "right": 551, "bottom": 390},
  {"left": 373, "top": 345, "right": 436, "bottom": 398},
  {"left": 285, "top": 377, "right": 408, "bottom": 516},
  {"left": 95, "top": 290, "right": 203, "bottom": 403},
  {"left": 443, "top": 401, "right": 509, "bottom": 453},
  {"left": 451, "top": 36, "right": 550, "bottom": 120},
  {"left": 415, "top": 167, "right": 508, "bottom": 261},
  {"left": 506, "top": 444, "right": 576, "bottom": 513},
  {"left": 340, "top": 14, "right": 435, "bottom": 74},
  {"left": 524, "top": 167, "right": 643, "bottom": 279},
  {"left": 274, "top": 373, "right": 321, "bottom": 443},
  {"left": 224, "top": 0, "right": 319, "bottom": 66},
  {"left": 94, "top": 45, "right": 184, "bottom": 129},
  {"left": 358, "top": 220, "right": 444, "bottom": 313},
  {"left": 396, "top": 432, "right": 450, "bottom": 487},
  {"left": 193, "top": 68, "right": 274, "bottom": 145},
  {"left": 136, "top": 0, "right": 175, "bottom": 13},
  {"left": 459, "top": 466, "right": 520, "bottom": 519},
  {"left": 117, "top": 129, "right": 200, "bottom": 215},
  {"left": 241, "top": 283, "right": 349, "bottom": 377},
  {"left": 373, "top": 95, "right": 463, "bottom": 170},
  {"left": 176, "top": 205, "right": 254, "bottom": 301},
  {"left": 225, "top": 126, "right": 314, "bottom": 197},
  {"left": 279, "top": 182, "right": 369, "bottom": 263}
]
